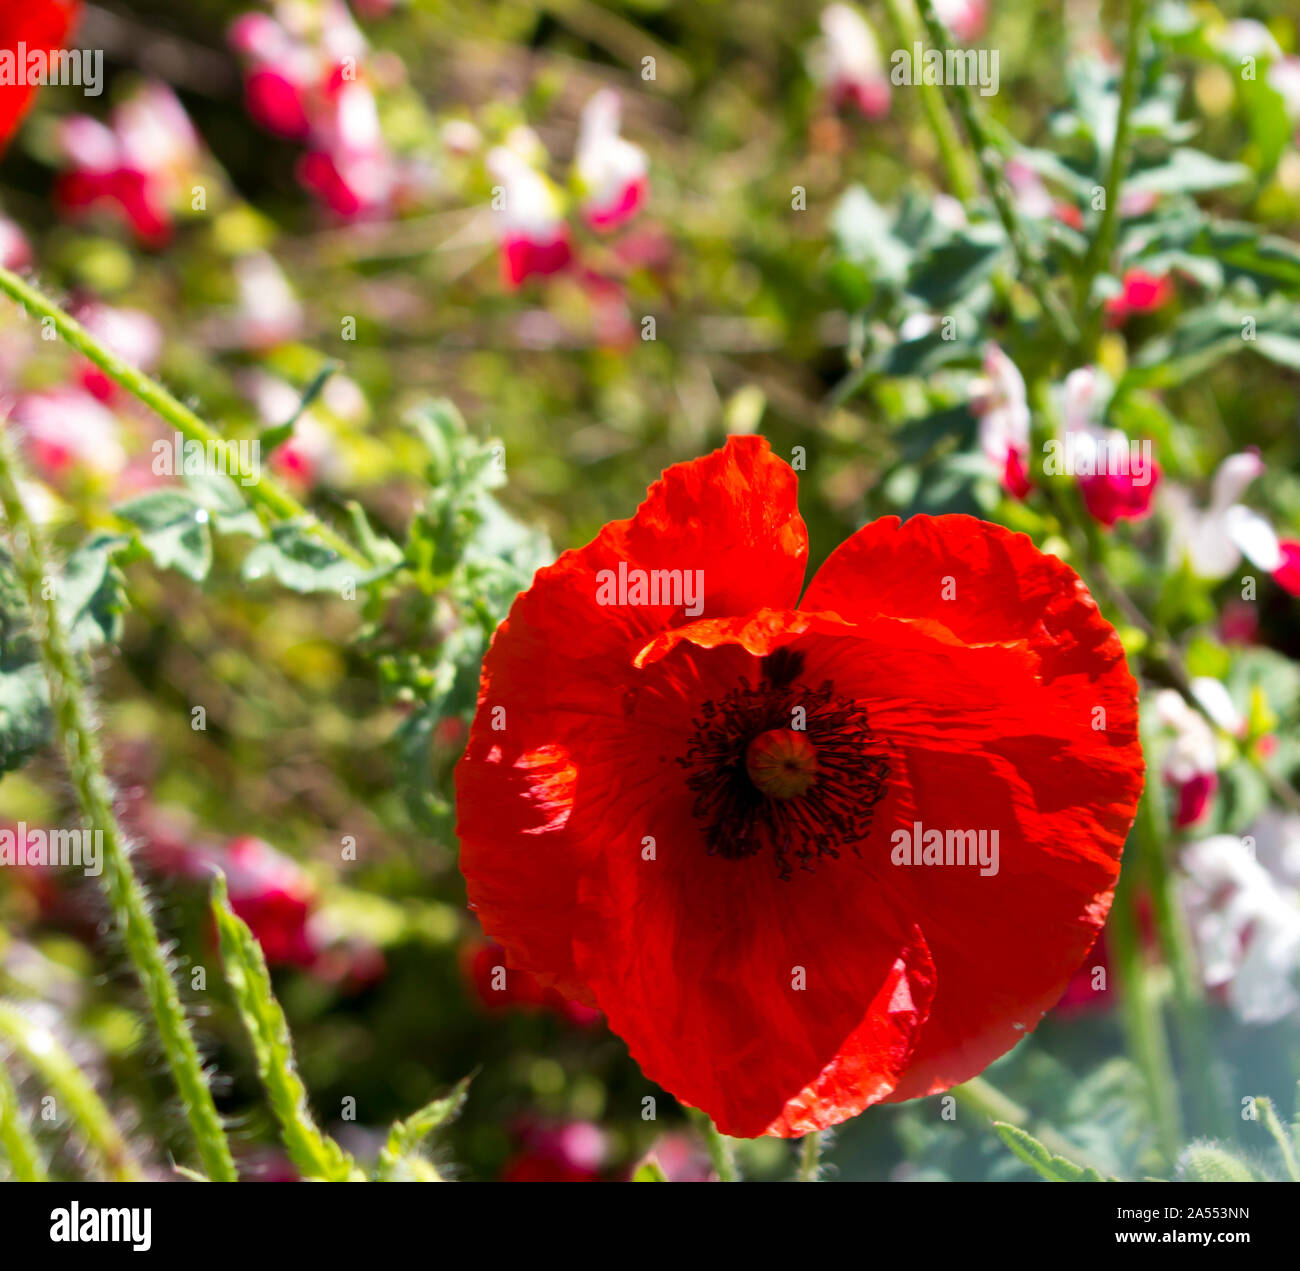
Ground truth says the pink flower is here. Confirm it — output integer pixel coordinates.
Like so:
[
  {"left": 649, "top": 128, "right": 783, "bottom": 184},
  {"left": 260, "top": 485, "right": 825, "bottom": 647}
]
[
  {"left": 486, "top": 143, "right": 572, "bottom": 288},
  {"left": 222, "top": 836, "right": 320, "bottom": 968},
  {"left": 296, "top": 72, "right": 395, "bottom": 218},
  {"left": 73, "top": 302, "right": 163, "bottom": 402},
  {"left": 1154, "top": 680, "right": 1241, "bottom": 829},
  {"left": 0, "top": 215, "right": 32, "bottom": 270},
  {"left": 501, "top": 1121, "right": 607, "bottom": 1182},
  {"left": 229, "top": 2, "right": 395, "bottom": 220},
  {"left": 972, "top": 342, "right": 1031, "bottom": 498},
  {"left": 9, "top": 388, "right": 125, "bottom": 483},
  {"left": 631, "top": 1132, "right": 716, "bottom": 1182},
  {"left": 574, "top": 90, "right": 647, "bottom": 232},
  {"left": 1165, "top": 450, "right": 1299, "bottom": 594},
  {"left": 813, "top": 5, "right": 890, "bottom": 119},
  {"left": 245, "top": 370, "right": 345, "bottom": 489},
  {"left": 1059, "top": 368, "right": 1159, "bottom": 528},
  {"left": 54, "top": 83, "right": 201, "bottom": 247},
  {"left": 1105, "top": 267, "right": 1173, "bottom": 325},
  {"left": 932, "top": 0, "right": 989, "bottom": 43}
]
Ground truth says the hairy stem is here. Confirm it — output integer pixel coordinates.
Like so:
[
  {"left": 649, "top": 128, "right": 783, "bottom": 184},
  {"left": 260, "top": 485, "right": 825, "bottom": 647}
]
[
  {"left": 0, "top": 433, "right": 238, "bottom": 1183},
  {"left": 0, "top": 1002, "right": 139, "bottom": 1181},
  {"left": 0, "top": 1051, "right": 46, "bottom": 1181},
  {"left": 0, "top": 265, "right": 368, "bottom": 569},
  {"left": 691, "top": 1110, "right": 739, "bottom": 1182}
]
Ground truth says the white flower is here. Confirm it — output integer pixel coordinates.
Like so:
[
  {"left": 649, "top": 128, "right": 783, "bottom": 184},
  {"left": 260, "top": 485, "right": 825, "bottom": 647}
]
[
  {"left": 1181, "top": 832, "right": 1300, "bottom": 1023},
  {"left": 486, "top": 144, "right": 565, "bottom": 240},
  {"left": 972, "top": 343, "right": 1030, "bottom": 492},
  {"left": 811, "top": 5, "right": 890, "bottom": 117},
  {"left": 1164, "top": 451, "right": 1286, "bottom": 580},
  {"left": 574, "top": 90, "right": 647, "bottom": 230}
]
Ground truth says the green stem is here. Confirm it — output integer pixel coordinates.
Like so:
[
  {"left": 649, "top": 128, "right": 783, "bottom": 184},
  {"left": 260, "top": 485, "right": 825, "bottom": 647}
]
[
  {"left": 1109, "top": 849, "right": 1183, "bottom": 1169},
  {"left": 0, "top": 435, "right": 238, "bottom": 1183},
  {"left": 0, "top": 1051, "right": 46, "bottom": 1181},
  {"left": 1078, "top": 0, "right": 1148, "bottom": 355},
  {"left": 912, "top": 0, "right": 1080, "bottom": 350},
  {"left": 952, "top": 1076, "right": 1104, "bottom": 1170},
  {"left": 880, "top": 0, "right": 976, "bottom": 201},
  {"left": 0, "top": 1002, "right": 138, "bottom": 1180},
  {"left": 797, "top": 1130, "right": 822, "bottom": 1181},
  {"left": 1137, "top": 786, "right": 1225, "bottom": 1141},
  {"left": 690, "top": 1110, "right": 739, "bottom": 1182},
  {"left": 0, "top": 265, "right": 368, "bottom": 569}
]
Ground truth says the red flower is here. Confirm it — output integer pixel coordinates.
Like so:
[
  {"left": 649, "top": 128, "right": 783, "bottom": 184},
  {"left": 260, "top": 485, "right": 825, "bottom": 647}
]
[
  {"left": 500, "top": 1121, "right": 607, "bottom": 1182},
  {"left": 1105, "top": 268, "right": 1173, "bottom": 325},
  {"left": 455, "top": 437, "right": 1143, "bottom": 1138},
  {"left": 1077, "top": 460, "right": 1161, "bottom": 528},
  {"left": 1275, "top": 541, "right": 1300, "bottom": 597},
  {"left": 0, "top": 0, "right": 79, "bottom": 151}
]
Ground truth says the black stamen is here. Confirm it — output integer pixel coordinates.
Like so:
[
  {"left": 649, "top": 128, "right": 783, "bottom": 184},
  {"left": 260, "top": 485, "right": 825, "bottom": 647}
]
[{"left": 676, "top": 671, "right": 889, "bottom": 880}]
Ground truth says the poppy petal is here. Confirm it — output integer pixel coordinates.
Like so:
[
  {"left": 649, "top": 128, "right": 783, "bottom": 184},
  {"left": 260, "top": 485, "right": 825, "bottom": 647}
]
[
  {"left": 802, "top": 515, "right": 1143, "bottom": 1097},
  {"left": 457, "top": 436, "right": 807, "bottom": 1000}
]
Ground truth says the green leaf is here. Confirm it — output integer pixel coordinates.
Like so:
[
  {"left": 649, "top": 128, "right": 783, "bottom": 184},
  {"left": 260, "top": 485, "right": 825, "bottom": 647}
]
[
  {"left": 1127, "top": 149, "right": 1251, "bottom": 196},
  {"left": 0, "top": 661, "right": 50, "bottom": 775},
  {"left": 992, "top": 1122, "right": 1111, "bottom": 1182},
  {"left": 117, "top": 490, "right": 213, "bottom": 583},
  {"left": 907, "top": 223, "right": 1008, "bottom": 309},
  {"left": 830, "top": 185, "right": 911, "bottom": 286},
  {"left": 210, "top": 874, "right": 359, "bottom": 1182},
  {"left": 242, "top": 522, "right": 392, "bottom": 594},
  {"left": 0, "top": 536, "right": 126, "bottom": 774},
  {"left": 633, "top": 1158, "right": 669, "bottom": 1182},
  {"left": 374, "top": 1075, "right": 472, "bottom": 1181},
  {"left": 1127, "top": 298, "right": 1300, "bottom": 386}
]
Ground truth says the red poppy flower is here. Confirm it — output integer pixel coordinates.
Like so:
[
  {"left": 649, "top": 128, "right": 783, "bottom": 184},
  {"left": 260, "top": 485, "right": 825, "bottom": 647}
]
[
  {"left": 455, "top": 436, "right": 1144, "bottom": 1138},
  {"left": 0, "top": 0, "right": 79, "bottom": 151}
]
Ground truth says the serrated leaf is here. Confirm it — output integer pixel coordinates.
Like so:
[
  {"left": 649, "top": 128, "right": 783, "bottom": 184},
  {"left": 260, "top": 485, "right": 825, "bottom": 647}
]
[
  {"left": 374, "top": 1075, "right": 472, "bottom": 1181},
  {"left": 993, "top": 1122, "right": 1111, "bottom": 1182},
  {"left": 1177, "top": 1143, "right": 1259, "bottom": 1183},
  {"left": 241, "top": 522, "right": 390, "bottom": 594},
  {"left": 211, "top": 874, "right": 359, "bottom": 1182},
  {"left": 1127, "top": 149, "right": 1250, "bottom": 196},
  {"left": 0, "top": 536, "right": 126, "bottom": 774},
  {"left": 117, "top": 490, "right": 213, "bottom": 583},
  {"left": 0, "top": 660, "right": 50, "bottom": 774}
]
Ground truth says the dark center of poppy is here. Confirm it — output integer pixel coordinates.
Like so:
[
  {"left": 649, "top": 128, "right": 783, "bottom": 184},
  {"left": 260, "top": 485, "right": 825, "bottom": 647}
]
[{"left": 676, "top": 649, "right": 890, "bottom": 879}]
